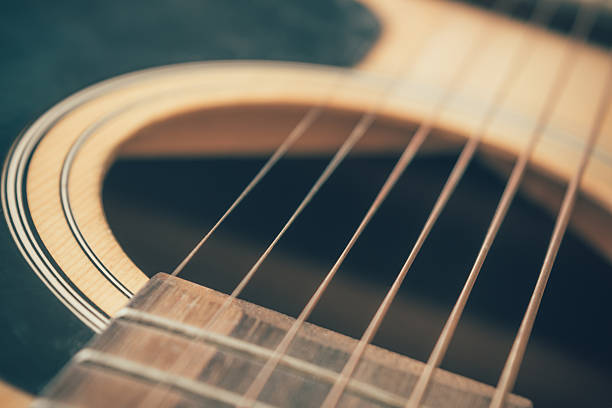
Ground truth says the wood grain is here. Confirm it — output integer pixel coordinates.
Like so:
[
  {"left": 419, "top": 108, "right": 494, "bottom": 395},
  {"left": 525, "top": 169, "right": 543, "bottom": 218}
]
[{"left": 35, "top": 274, "right": 533, "bottom": 408}]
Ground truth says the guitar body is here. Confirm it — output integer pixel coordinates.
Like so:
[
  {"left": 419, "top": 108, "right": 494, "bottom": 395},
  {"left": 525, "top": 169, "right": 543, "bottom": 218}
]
[{"left": 1, "top": 0, "right": 610, "bottom": 407}]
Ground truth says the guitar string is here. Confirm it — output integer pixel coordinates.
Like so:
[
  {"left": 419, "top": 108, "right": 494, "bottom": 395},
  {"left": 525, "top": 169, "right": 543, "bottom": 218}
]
[
  {"left": 168, "top": 23, "right": 386, "bottom": 279},
  {"left": 146, "top": 6, "right": 444, "bottom": 406},
  {"left": 489, "top": 56, "right": 612, "bottom": 408},
  {"left": 161, "top": 0, "right": 596, "bottom": 404},
  {"left": 235, "top": 0, "right": 530, "bottom": 404},
  {"left": 316, "top": 3, "right": 572, "bottom": 407},
  {"left": 170, "top": 106, "right": 322, "bottom": 277},
  {"left": 149, "top": 1, "right": 597, "bottom": 406},
  {"left": 199, "top": 3, "right": 455, "bottom": 335},
  {"left": 138, "top": 35, "right": 379, "bottom": 408},
  {"left": 407, "top": 1, "right": 604, "bottom": 407},
  {"left": 99, "top": 73, "right": 325, "bottom": 408},
  {"left": 175, "top": 0, "right": 516, "bottom": 405}
]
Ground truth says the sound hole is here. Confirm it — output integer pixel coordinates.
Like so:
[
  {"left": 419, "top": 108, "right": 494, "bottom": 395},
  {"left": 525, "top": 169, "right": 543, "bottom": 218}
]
[{"left": 103, "top": 105, "right": 612, "bottom": 408}]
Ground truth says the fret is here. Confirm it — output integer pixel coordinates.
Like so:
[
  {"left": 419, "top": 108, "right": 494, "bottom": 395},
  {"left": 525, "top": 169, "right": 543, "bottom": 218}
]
[
  {"left": 115, "top": 308, "right": 409, "bottom": 407},
  {"left": 35, "top": 274, "right": 533, "bottom": 407},
  {"left": 75, "top": 349, "right": 273, "bottom": 408},
  {"left": 31, "top": 399, "right": 75, "bottom": 408}
]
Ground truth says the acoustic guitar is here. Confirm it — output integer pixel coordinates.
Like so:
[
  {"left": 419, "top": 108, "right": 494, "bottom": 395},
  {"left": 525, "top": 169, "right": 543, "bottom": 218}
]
[{"left": 1, "top": 0, "right": 610, "bottom": 407}]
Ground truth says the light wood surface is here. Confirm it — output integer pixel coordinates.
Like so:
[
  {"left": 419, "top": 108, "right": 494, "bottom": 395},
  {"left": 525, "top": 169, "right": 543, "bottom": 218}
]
[
  {"left": 25, "top": 56, "right": 612, "bottom": 321},
  {"left": 0, "top": 382, "right": 32, "bottom": 408}
]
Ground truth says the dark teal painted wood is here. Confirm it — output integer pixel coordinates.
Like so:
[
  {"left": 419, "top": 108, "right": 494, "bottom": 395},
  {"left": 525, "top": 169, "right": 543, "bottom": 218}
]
[{"left": 0, "top": 0, "right": 379, "bottom": 395}]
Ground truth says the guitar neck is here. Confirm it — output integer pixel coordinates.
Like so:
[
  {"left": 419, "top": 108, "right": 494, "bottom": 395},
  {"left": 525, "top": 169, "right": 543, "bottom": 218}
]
[{"left": 34, "top": 274, "right": 532, "bottom": 408}]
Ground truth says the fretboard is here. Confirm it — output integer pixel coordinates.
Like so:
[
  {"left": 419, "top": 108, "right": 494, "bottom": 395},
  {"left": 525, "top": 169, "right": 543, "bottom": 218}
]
[{"left": 33, "top": 274, "right": 532, "bottom": 408}]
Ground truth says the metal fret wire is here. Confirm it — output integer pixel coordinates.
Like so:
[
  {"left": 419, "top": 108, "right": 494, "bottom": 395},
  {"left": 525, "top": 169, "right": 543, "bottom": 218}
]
[
  {"left": 148, "top": 7, "right": 443, "bottom": 407},
  {"left": 237, "top": 1, "right": 529, "bottom": 404},
  {"left": 408, "top": 1, "right": 604, "bottom": 407},
  {"left": 489, "top": 59, "right": 612, "bottom": 408}
]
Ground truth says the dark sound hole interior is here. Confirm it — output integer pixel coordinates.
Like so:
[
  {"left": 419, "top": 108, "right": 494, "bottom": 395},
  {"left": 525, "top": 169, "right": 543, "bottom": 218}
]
[{"left": 102, "top": 106, "right": 612, "bottom": 408}]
